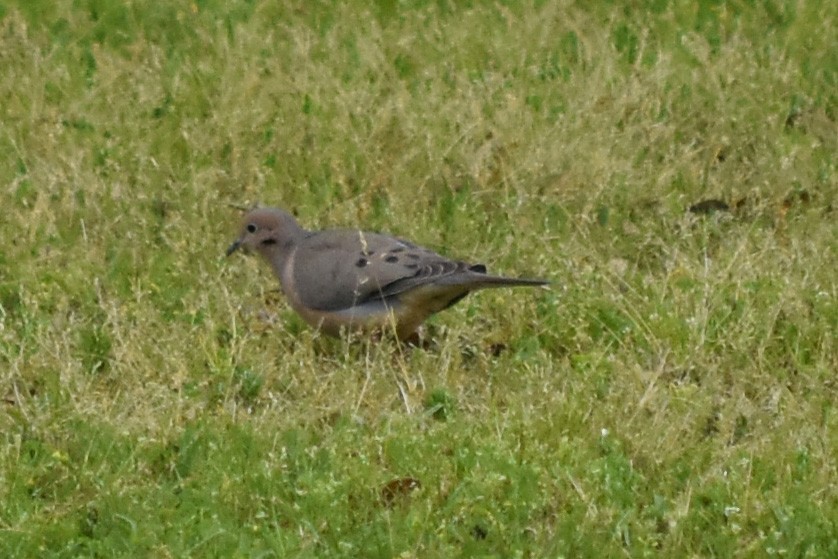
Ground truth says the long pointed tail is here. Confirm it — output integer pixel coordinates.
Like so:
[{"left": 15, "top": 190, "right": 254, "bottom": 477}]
[
  {"left": 465, "top": 263, "right": 549, "bottom": 287},
  {"left": 473, "top": 275, "right": 550, "bottom": 288}
]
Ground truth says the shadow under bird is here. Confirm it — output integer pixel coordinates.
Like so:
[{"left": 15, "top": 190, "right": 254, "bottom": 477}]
[{"left": 226, "top": 207, "right": 548, "bottom": 340}]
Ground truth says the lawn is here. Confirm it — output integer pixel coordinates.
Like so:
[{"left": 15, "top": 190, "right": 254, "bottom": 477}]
[{"left": 1, "top": 0, "right": 835, "bottom": 557}]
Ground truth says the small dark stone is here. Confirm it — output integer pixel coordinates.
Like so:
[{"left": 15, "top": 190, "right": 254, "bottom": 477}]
[
  {"left": 689, "top": 199, "right": 729, "bottom": 214},
  {"left": 488, "top": 343, "right": 508, "bottom": 356},
  {"left": 380, "top": 477, "right": 421, "bottom": 507}
]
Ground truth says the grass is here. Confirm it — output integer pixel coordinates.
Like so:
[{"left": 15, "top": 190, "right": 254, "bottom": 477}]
[{"left": 1, "top": 0, "right": 836, "bottom": 556}]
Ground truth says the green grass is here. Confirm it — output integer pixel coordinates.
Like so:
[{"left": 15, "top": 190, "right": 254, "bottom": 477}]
[{"left": 1, "top": 0, "right": 836, "bottom": 556}]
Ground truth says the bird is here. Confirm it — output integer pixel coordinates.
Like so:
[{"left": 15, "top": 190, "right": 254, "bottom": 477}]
[{"left": 226, "top": 207, "right": 548, "bottom": 341}]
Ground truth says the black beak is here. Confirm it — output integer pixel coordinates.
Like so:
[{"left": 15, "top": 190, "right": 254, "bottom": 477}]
[{"left": 226, "top": 239, "right": 242, "bottom": 256}]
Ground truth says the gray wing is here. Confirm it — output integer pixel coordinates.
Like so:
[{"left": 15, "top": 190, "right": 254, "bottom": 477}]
[{"left": 291, "top": 229, "right": 484, "bottom": 311}]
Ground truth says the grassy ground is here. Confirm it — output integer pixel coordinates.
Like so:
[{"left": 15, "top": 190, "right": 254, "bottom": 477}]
[{"left": 1, "top": 0, "right": 835, "bottom": 556}]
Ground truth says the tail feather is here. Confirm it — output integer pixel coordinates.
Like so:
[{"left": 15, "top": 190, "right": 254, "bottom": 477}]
[
  {"left": 471, "top": 275, "right": 550, "bottom": 288},
  {"left": 437, "top": 269, "right": 549, "bottom": 288}
]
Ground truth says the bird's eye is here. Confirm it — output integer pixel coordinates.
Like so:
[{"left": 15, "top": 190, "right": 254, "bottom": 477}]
[{"left": 246, "top": 223, "right": 257, "bottom": 233}]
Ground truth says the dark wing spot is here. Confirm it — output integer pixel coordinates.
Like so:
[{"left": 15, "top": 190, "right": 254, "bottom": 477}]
[
  {"left": 356, "top": 258, "right": 369, "bottom": 268},
  {"left": 385, "top": 255, "right": 399, "bottom": 263},
  {"left": 261, "top": 239, "right": 277, "bottom": 246},
  {"left": 469, "top": 264, "right": 487, "bottom": 274},
  {"left": 406, "top": 253, "right": 421, "bottom": 260},
  {"left": 390, "top": 247, "right": 405, "bottom": 253},
  {"left": 405, "top": 263, "right": 419, "bottom": 270}
]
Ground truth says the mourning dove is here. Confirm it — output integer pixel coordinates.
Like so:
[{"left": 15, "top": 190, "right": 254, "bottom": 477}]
[{"left": 226, "top": 207, "right": 548, "bottom": 340}]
